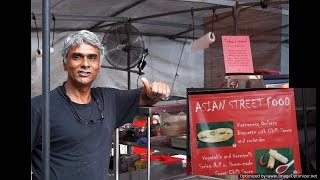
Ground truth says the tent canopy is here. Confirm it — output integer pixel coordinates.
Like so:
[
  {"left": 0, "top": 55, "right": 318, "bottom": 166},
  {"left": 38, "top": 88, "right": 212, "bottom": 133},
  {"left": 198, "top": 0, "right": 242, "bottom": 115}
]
[
  {"left": 31, "top": 0, "right": 289, "bottom": 40},
  {"left": 31, "top": 0, "right": 289, "bottom": 98}
]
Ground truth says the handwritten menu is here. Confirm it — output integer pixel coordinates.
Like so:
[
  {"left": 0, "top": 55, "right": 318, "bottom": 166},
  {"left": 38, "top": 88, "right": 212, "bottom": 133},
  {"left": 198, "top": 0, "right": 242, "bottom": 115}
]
[
  {"left": 222, "top": 36, "right": 254, "bottom": 73},
  {"left": 188, "top": 88, "right": 301, "bottom": 176}
]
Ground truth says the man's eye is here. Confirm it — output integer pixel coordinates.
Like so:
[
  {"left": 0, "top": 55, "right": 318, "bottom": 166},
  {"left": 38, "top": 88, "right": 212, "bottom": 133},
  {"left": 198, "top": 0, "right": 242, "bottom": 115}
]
[
  {"left": 88, "top": 55, "right": 97, "bottom": 60},
  {"left": 72, "top": 55, "right": 82, "bottom": 60}
]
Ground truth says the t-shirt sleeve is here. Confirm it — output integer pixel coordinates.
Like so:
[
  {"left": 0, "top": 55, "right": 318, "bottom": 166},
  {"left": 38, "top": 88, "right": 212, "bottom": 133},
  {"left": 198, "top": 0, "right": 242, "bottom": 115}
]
[
  {"left": 31, "top": 96, "right": 42, "bottom": 151},
  {"left": 114, "top": 88, "right": 140, "bottom": 128}
]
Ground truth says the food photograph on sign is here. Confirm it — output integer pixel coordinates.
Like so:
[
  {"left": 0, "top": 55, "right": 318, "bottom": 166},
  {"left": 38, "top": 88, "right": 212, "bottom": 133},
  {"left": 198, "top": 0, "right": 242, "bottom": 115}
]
[
  {"left": 255, "top": 148, "right": 295, "bottom": 175},
  {"left": 196, "top": 121, "right": 234, "bottom": 148}
]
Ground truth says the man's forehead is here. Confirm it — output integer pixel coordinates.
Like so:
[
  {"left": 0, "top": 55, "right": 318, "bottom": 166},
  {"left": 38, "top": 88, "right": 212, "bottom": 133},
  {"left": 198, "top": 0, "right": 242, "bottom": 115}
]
[{"left": 68, "top": 44, "right": 99, "bottom": 54}]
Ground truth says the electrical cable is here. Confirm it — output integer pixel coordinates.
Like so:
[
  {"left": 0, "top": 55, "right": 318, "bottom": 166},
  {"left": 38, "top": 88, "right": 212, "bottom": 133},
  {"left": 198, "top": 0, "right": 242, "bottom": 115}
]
[
  {"left": 136, "top": 48, "right": 148, "bottom": 88},
  {"left": 171, "top": 36, "right": 187, "bottom": 96},
  {"left": 136, "top": 75, "right": 140, "bottom": 89},
  {"left": 51, "top": 13, "right": 56, "bottom": 47},
  {"left": 32, "top": 12, "right": 40, "bottom": 50},
  {"left": 191, "top": 7, "right": 195, "bottom": 42},
  {"left": 211, "top": 8, "right": 221, "bottom": 78}
]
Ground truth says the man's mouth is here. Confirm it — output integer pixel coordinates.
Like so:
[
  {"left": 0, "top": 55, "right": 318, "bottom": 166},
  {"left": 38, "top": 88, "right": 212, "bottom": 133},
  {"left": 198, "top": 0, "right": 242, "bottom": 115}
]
[{"left": 78, "top": 71, "right": 91, "bottom": 77}]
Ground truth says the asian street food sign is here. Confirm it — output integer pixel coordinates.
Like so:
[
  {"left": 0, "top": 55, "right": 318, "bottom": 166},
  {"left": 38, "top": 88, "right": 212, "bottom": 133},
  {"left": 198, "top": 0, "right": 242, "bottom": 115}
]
[{"left": 187, "top": 88, "right": 301, "bottom": 176}]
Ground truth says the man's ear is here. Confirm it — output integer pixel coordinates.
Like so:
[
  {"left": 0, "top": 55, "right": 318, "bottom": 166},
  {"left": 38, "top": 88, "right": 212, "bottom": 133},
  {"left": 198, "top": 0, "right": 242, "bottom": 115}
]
[
  {"left": 98, "top": 64, "right": 101, "bottom": 72},
  {"left": 63, "top": 61, "right": 67, "bottom": 71}
]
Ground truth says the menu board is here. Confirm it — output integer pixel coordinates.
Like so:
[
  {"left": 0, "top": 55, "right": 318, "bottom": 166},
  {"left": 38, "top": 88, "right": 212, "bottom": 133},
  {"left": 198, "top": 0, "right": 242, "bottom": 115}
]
[
  {"left": 187, "top": 88, "right": 301, "bottom": 177},
  {"left": 222, "top": 35, "right": 254, "bottom": 73}
]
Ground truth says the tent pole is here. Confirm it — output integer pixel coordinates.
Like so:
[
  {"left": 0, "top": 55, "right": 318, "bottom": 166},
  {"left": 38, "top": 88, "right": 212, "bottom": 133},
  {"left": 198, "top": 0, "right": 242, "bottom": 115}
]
[{"left": 41, "top": 0, "right": 51, "bottom": 179}]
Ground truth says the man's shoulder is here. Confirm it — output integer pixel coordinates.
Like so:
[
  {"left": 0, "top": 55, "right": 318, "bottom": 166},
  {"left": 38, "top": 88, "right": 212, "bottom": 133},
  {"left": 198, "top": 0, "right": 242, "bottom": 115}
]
[
  {"left": 93, "top": 86, "right": 115, "bottom": 90},
  {"left": 92, "top": 87, "right": 139, "bottom": 101},
  {"left": 93, "top": 87, "right": 139, "bottom": 94},
  {"left": 31, "top": 94, "right": 41, "bottom": 104},
  {"left": 92, "top": 86, "right": 118, "bottom": 93},
  {"left": 31, "top": 87, "right": 60, "bottom": 102}
]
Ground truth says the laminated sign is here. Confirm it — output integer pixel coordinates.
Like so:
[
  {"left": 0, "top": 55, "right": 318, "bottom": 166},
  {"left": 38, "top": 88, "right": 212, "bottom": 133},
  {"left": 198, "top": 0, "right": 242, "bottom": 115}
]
[
  {"left": 187, "top": 88, "right": 301, "bottom": 176},
  {"left": 222, "top": 35, "right": 254, "bottom": 73}
]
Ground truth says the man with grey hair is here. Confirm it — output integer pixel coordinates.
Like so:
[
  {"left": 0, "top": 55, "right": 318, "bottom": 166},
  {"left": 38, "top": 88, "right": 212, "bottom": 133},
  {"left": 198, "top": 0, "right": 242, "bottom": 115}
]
[{"left": 31, "top": 30, "right": 170, "bottom": 180}]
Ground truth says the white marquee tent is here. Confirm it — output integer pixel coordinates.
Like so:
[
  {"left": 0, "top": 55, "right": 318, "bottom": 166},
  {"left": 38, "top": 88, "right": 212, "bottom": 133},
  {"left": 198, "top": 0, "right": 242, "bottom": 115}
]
[{"left": 31, "top": 0, "right": 289, "bottom": 98}]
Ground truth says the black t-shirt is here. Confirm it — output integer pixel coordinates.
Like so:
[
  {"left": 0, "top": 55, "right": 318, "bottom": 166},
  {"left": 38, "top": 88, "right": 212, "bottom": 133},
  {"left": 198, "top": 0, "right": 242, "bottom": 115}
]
[{"left": 31, "top": 84, "right": 140, "bottom": 180}]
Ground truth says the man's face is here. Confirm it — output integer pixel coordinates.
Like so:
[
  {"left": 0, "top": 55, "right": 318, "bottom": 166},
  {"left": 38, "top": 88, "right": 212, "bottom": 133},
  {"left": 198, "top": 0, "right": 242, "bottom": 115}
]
[{"left": 64, "top": 43, "right": 101, "bottom": 86}]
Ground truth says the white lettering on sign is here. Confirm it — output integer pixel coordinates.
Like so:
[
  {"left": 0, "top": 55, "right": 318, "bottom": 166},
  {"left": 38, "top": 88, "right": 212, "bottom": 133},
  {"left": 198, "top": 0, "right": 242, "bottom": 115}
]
[
  {"left": 193, "top": 96, "right": 292, "bottom": 113},
  {"left": 266, "top": 96, "right": 290, "bottom": 108},
  {"left": 195, "top": 100, "right": 226, "bottom": 112},
  {"left": 228, "top": 98, "right": 264, "bottom": 110}
]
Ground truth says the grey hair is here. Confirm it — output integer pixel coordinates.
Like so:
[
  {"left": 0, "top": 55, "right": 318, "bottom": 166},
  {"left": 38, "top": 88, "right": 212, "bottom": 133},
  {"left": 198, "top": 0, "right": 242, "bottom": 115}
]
[{"left": 60, "top": 30, "right": 105, "bottom": 65}]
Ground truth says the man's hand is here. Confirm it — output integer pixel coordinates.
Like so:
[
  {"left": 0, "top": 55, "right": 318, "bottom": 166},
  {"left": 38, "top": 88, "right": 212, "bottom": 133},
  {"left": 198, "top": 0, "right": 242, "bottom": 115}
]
[{"left": 140, "top": 77, "right": 171, "bottom": 106}]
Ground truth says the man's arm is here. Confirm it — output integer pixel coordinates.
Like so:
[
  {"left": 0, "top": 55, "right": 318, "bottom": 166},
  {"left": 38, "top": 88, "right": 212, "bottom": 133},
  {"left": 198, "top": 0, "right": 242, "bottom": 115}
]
[{"left": 139, "top": 77, "right": 170, "bottom": 106}]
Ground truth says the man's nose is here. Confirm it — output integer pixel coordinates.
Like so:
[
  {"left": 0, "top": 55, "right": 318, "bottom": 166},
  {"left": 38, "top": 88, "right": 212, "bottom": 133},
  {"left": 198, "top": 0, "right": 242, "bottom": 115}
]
[{"left": 81, "top": 56, "right": 90, "bottom": 67}]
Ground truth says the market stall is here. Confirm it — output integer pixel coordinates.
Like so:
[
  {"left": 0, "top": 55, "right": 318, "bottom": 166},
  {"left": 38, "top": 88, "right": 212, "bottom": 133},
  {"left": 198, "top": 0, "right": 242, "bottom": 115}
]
[{"left": 30, "top": 1, "right": 314, "bottom": 180}]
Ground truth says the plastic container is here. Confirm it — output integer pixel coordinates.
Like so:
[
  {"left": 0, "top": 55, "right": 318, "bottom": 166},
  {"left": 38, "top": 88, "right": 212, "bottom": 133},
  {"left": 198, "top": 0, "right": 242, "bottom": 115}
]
[
  {"left": 141, "top": 155, "right": 182, "bottom": 164},
  {"left": 170, "top": 135, "right": 187, "bottom": 149},
  {"left": 133, "top": 119, "right": 148, "bottom": 139},
  {"left": 160, "top": 112, "right": 187, "bottom": 137},
  {"left": 150, "top": 136, "right": 171, "bottom": 146},
  {"left": 132, "top": 147, "right": 153, "bottom": 155}
]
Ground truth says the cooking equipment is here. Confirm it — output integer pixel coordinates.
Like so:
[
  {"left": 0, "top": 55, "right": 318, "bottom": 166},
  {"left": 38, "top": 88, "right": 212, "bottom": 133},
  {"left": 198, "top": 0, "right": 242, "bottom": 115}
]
[
  {"left": 133, "top": 124, "right": 147, "bottom": 139},
  {"left": 119, "top": 123, "right": 134, "bottom": 139}
]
